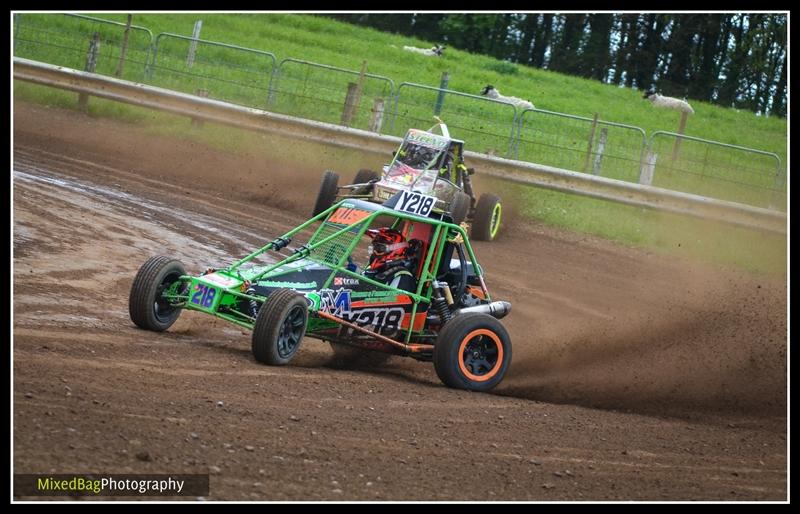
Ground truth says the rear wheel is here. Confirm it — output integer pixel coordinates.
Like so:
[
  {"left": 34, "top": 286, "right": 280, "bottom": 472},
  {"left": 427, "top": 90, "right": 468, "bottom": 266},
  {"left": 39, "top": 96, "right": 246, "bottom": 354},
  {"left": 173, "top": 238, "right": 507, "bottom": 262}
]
[
  {"left": 471, "top": 193, "right": 502, "bottom": 241},
  {"left": 433, "top": 313, "right": 512, "bottom": 392},
  {"left": 350, "top": 169, "right": 379, "bottom": 196},
  {"left": 252, "top": 289, "right": 308, "bottom": 365},
  {"left": 312, "top": 170, "right": 340, "bottom": 217},
  {"left": 352, "top": 169, "right": 379, "bottom": 185},
  {"left": 450, "top": 191, "right": 471, "bottom": 224},
  {"left": 129, "top": 256, "right": 187, "bottom": 332}
]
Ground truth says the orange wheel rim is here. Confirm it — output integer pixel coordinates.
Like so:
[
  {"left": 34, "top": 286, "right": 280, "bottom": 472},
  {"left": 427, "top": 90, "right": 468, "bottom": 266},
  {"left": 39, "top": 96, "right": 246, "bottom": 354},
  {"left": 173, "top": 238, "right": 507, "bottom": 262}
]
[{"left": 457, "top": 329, "right": 503, "bottom": 382}]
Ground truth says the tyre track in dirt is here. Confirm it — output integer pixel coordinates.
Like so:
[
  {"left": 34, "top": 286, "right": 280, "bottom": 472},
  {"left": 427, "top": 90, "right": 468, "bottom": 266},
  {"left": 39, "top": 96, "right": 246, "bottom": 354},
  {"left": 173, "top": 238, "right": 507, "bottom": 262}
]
[{"left": 12, "top": 101, "right": 787, "bottom": 501}]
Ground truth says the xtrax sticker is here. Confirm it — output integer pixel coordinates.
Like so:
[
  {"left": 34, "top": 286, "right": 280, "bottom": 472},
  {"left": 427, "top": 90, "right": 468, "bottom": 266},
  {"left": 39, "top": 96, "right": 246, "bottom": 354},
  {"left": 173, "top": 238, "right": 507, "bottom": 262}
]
[
  {"left": 333, "top": 276, "right": 360, "bottom": 286},
  {"left": 394, "top": 191, "right": 436, "bottom": 217}
]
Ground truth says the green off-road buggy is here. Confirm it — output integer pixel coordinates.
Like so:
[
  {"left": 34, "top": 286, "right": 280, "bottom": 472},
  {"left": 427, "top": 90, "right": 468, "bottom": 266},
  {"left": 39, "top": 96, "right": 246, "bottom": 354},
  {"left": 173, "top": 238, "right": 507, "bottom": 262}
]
[
  {"left": 312, "top": 122, "right": 503, "bottom": 241},
  {"left": 130, "top": 191, "right": 512, "bottom": 391}
]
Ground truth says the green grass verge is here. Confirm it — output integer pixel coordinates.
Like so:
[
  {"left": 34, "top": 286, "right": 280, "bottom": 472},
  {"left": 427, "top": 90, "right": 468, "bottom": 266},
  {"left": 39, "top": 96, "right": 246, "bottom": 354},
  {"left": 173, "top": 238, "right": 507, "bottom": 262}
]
[{"left": 497, "top": 181, "right": 785, "bottom": 276}]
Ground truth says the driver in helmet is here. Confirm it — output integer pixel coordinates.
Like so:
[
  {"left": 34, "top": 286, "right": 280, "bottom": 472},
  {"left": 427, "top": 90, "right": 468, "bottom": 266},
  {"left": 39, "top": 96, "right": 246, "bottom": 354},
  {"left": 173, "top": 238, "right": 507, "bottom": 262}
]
[
  {"left": 397, "top": 144, "right": 435, "bottom": 169},
  {"left": 364, "top": 228, "right": 421, "bottom": 291}
]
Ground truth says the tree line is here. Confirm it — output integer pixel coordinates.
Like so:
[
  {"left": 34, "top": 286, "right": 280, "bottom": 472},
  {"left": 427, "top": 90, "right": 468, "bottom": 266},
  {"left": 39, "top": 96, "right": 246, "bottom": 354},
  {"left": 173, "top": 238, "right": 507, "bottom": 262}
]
[{"left": 323, "top": 13, "right": 787, "bottom": 117}]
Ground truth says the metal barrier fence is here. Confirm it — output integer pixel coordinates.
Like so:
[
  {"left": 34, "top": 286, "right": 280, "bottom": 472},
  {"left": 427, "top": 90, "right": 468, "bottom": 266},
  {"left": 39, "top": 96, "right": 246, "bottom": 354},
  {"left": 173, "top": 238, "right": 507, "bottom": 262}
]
[
  {"left": 389, "top": 83, "right": 519, "bottom": 157},
  {"left": 11, "top": 13, "right": 787, "bottom": 213},
  {"left": 14, "top": 57, "right": 786, "bottom": 235},
  {"left": 647, "top": 131, "right": 785, "bottom": 211},
  {"left": 13, "top": 13, "right": 153, "bottom": 83},
  {"left": 147, "top": 33, "right": 277, "bottom": 110},
  {"left": 516, "top": 109, "right": 648, "bottom": 184},
  {"left": 269, "top": 58, "right": 395, "bottom": 132}
]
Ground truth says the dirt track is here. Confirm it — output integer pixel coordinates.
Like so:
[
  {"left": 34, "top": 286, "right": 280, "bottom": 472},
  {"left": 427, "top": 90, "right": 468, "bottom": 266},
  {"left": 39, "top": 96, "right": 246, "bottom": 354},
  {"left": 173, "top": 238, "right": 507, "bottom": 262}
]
[{"left": 12, "top": 101, "right": 787, "bottom": 501}]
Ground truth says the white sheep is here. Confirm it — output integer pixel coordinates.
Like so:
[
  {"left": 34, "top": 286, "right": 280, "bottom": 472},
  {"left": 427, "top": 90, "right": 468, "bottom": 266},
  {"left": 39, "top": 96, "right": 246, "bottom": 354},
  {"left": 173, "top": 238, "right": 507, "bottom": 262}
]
[
  {"left": 643, "top": 90, "right": 694, "bottom": 114},
  {"left": 480, "top": 85, "right": 534, "bottom": 110},
  {"left": 402, "top": 44, "right": 444, "bottom": 57}
]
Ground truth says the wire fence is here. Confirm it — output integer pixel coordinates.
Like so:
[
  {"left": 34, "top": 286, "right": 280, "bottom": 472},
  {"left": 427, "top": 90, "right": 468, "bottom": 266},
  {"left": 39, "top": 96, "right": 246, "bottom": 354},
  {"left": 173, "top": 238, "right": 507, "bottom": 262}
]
[
  {"left": 648, "top": 132, "right": 785, "bottom": 210},
  {"left": 12, "top": 13, "right": 787, "bottom": 212},
  {"left": 270, "top": 59, "right": 395, "bottom": 131},
  {"left": 14, "top": 13, "right": 153, "bottom": 83},
  {"left": 516, "top": 109, "right": 648, "bottom": 184},
  {"left": 390, "top": 83, "right": 518, "bottom": 156},
  {"left": 147, "top": 33, "right": 277, "bottom": 109}
]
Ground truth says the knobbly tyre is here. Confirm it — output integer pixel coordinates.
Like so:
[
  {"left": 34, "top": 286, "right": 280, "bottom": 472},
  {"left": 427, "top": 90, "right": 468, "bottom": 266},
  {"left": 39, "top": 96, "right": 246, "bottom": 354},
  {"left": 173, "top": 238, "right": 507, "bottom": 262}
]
[
  {"left": 129, "top": 191, "right": 512, "bottom": 391},
  {"left": 312, "top": 121, "right": 503, "bottom": 242}
]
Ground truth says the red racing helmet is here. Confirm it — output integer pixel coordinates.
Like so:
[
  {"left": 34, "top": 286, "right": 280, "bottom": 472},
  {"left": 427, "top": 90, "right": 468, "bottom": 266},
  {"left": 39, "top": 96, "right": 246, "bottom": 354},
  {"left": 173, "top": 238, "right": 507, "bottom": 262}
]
[{"left": 366, "top": 228, "right": 409, "bottom": 273}]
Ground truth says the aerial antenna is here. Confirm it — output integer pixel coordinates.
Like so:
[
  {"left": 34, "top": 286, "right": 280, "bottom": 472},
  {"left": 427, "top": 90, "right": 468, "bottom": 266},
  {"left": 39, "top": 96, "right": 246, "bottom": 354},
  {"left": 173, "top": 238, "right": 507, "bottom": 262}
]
[{"left": 430, "top": 116, "right": 450, "bottom": 138}]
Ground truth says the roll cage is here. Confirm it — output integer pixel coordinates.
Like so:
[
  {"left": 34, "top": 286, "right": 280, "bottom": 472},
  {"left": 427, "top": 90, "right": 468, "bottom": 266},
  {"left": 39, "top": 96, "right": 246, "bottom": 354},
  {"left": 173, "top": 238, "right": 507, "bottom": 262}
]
[{"left": 162, "top": 198, "right": 491, "bottom": 347}]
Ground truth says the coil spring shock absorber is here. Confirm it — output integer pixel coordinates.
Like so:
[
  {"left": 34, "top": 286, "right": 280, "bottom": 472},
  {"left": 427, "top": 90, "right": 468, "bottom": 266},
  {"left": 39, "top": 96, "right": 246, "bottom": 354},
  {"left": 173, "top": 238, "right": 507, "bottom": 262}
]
[
  {"left": 432, "top": 281, "right": 453, "bottom": 323},
  {"left": 246, "top": 287, "right": 259, "bottom": 318}
]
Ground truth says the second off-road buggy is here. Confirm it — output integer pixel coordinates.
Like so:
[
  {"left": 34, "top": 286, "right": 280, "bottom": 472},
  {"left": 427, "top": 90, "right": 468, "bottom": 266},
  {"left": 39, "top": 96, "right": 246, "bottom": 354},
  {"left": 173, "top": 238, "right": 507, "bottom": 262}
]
[
  {"left": 129, "top": 191, "right": 513, "bottom": 391},
  {"left": 312, "top": 122, "right": 503, "bottom": 241}
]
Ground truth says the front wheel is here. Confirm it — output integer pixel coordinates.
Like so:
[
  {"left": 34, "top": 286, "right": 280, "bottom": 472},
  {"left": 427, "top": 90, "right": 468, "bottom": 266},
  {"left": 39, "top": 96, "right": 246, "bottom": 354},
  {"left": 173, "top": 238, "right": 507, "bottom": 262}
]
[
  {"left": 252, "top": 289, "right": 308, "bottom": 365},
  {"left": 129, "top": 256, "right": 187, "bottom": 332},
  {"left": 471, "top": 193, "right": 502, "bottom": 241},
  {"left": 433, "top": 313, "right": 512, "bottom": 392},
  {"left": 312, "top": 170, "right": 340, "bottom": 217}
]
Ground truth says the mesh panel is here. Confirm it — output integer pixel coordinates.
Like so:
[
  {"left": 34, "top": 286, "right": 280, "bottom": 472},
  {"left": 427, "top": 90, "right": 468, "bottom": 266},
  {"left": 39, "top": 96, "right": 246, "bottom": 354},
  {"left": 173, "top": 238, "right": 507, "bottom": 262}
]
[{"left": 307, "top": 223, "right": 361, "bottom": 267}]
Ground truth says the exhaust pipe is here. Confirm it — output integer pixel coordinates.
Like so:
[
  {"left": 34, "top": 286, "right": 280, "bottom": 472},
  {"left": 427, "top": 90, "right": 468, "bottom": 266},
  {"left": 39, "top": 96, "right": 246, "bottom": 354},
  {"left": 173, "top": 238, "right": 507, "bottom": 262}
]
[{"left": 457, "top": 301, "right": 511, "bottom": 319}]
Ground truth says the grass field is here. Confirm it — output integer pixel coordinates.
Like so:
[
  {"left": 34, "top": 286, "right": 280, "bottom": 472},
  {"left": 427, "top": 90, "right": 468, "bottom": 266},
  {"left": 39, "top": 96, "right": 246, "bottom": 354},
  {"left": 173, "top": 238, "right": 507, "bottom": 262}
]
[{"left": 12, "top": 13, "right": 787, "bottom": 275}]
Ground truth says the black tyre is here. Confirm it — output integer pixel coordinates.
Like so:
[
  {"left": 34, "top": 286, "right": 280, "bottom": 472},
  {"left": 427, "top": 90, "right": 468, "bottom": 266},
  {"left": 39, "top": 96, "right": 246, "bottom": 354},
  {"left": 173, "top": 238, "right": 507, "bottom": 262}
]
[
  {"left": 471, "top": 193, "right": 502, "bottom": 241},
  {"left": 312, "top": 170, "right": 340, "bottom": 217},
  {"left": 352, "top": 169, "right": 379, "bottom": 185},
  {"left": 252, "top": 289, "right": 308, "bottom": 365},
  {"left": 433, "top": 313, "right": 512, "bottom": 392},
  {"left": 129, "top": 256, "right": 187, "bottom": 332},
  {"left": 328, "top": 341, "right": 392, "bottom": 368},
  {"left": 449, "top": 191, "right": 471, "bottom": 225}
]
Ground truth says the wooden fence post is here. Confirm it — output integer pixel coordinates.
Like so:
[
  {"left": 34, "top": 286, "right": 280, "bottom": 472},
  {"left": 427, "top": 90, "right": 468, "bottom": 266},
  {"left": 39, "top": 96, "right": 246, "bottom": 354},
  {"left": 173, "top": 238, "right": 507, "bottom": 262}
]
[
  {"left": 78, "top": 32, "right": 100, "bottom": 112},
  {"left": 434, "top": 71, "right": 449, "bottom": 115},
  {"left": 186, "top": 19, "right": 203, "bottom": 68},
  {"left": 582, "top": 112, "right": 599, "bottom": 172},
  {"left": 341, "top": 61, "right": 368, "bottom": 128},
  {"left": 369, "top": 98, "right": 385, "bottom": 133},
  {"left": 114, "top": 14, "right": 132, "bottom": 78},
  {"left": 592, "top": 127, "right": 608, "bottom": 176},
  {"left": 341, "top": 83, "right": 359, "bottom": 127},
  {"left": 639, "top": 150, "right": 657, "bottom": 185}
]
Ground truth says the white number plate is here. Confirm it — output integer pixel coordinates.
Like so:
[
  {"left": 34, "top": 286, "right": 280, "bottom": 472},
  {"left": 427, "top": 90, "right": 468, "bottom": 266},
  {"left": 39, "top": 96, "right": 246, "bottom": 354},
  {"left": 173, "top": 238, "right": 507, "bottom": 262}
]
[{"left": 394, "top": 191, "right": 436, "bottom": 217}]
